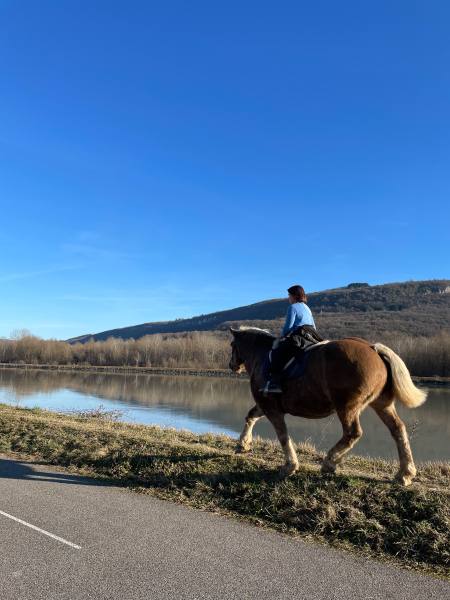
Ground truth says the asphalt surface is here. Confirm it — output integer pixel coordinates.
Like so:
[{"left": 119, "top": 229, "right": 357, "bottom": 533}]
[{"left": 0, "top": 455, "right": 448, "bottom": 600}]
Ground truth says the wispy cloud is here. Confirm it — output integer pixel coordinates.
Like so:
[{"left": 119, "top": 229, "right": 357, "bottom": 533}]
[
  {"left": 59, "top": 294, "right": 151, "bottom": 303},
  {"left": 61, "top": 242, "right": 142, "bottom": 261},
  {"left": 58, "top": 282, "right": 226, "bottom": 304},
  {"left": 56, "top": 282, "right": 243, "bottom": 321},
  {"left": 0, "top": 265, "right": 82, "bottom": 283}
]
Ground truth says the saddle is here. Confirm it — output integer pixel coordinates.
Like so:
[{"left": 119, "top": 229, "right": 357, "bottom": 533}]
[
  {"left": 265, "top": 326, "right": 325, "bottom": 382},
  {"left": 286, "top": 324, "right": 324, "bottom": 348}
]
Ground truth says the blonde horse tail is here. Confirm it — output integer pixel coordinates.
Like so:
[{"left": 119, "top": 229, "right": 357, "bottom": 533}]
[{"left": 373, "top": 343, "right": 427, "bottom": 408}]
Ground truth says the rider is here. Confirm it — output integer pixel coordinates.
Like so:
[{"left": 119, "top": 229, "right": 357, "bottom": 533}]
[{"left": 261, "top": 284, "right": 318, "bottom": 395}]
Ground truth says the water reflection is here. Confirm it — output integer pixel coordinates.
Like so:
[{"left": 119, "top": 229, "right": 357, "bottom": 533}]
[{"left": 0, "top": 368, "right": 448, "bottom": 462}]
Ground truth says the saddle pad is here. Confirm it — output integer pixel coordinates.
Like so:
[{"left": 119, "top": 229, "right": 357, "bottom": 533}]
[
  {"left": 282, "top": 351, "right": 311, "bottom": 380},
  {"left": 284, "top": 340, "right": 329, "bottom": 379},
  {"left": 263, "top": 350, "right": 311, "bottom": 382}
]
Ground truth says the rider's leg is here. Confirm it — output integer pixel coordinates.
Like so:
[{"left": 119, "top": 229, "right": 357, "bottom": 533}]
[{"left": 261, "top": 339, "right": 293, "bottom": 394}]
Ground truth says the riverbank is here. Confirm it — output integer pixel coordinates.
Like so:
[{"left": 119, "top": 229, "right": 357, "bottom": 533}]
[
  {"left": 2, "top": 330, "right": 449, "bottom": 378},
  {"left": 0, "top": 362, "right": 246, "bottom": 378},
  {"left": 0, "top": 404, "right": 448, "bottom": 577},
  {"left": 0, "top": 363, "right": 449, "bottom": 386}
]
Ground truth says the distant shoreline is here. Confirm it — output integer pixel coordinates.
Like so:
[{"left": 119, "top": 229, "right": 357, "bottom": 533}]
[
  {"left": 0, "top": 362, "right": 246, "bottom": 379},
  {"left": 0, "top": 362, "right": 449, "bottom": 386}
]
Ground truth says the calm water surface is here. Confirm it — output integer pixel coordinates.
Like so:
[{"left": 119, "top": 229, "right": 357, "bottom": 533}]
[{"left": 0, "top": 368, "right": 448, "bottom": 462}]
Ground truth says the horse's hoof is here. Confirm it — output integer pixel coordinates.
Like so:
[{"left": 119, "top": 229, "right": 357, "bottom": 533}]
[
  {"left": 394, "top": 473, "right": 414, "bottom": 487},
  {"left": 321, "top": 459, "right": 336, "bottom": 475},
  {"left": 281, "top": 462, "right": 299, "bottom": 477},
  {"left": 235, "top": 444, "right": 251, "bottom": 454},
  {"left": 394, "top": 464, "right": 416, "bottom": 486}
]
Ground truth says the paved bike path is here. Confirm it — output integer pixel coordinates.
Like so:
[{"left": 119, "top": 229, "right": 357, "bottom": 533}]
[{"left": 0, "top": 455, "right": 448, "bottom": 599}]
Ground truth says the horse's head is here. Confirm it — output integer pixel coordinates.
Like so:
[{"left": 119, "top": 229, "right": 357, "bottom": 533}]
[
  {"left": 229, "top": 326, "right": 275, "bottom": 374},
  {"left": 229, "top": 328, "right": 247, "bottom": 373}
]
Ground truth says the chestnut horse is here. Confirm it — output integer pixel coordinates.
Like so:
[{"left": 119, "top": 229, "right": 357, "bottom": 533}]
[{"left": 229, "top": 327, "right": 427, "bottom": 486}]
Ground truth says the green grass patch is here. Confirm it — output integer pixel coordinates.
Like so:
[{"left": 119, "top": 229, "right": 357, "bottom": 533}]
[{"left": 0, "top": 403, "right": 449, "bottom": 577}]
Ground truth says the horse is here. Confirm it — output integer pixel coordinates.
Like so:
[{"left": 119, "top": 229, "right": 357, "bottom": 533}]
[{"left": 229, "top": 327, "right": 427, "bottom": 486}]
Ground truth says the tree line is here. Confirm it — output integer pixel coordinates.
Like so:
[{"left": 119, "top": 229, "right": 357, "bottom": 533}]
[{"left": 0, "top": 330, "right": 448, "bottom": 377}]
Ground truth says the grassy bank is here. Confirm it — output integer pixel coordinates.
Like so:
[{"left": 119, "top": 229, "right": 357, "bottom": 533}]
[{"left": 0, "top": 404, "right": 448, "bottom": 577}]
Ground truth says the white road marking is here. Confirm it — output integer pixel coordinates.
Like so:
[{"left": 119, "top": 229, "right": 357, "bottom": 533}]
[{"left": 0, "top": 510, "right": 81, "bottom": 549}]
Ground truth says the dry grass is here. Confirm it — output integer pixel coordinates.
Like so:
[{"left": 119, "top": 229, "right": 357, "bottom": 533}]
[
  {"left": 0, "top": 404, "right": 448, "bottom": 577},
  {"left": 0, "top": 332, "right": 229, "bottom": 369}
]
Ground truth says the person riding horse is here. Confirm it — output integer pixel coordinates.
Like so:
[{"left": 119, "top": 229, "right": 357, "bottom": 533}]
[
  {"left": 261, "top": 284, "right": 322, "bottom": 394},
  {"left": 230, "top": 326, "right": 426, "bottom": 484}
]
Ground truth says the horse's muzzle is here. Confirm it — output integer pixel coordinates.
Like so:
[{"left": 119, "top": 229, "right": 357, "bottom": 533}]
[{"left": 230, "top": 362, "right": 246, "bottom": 374}]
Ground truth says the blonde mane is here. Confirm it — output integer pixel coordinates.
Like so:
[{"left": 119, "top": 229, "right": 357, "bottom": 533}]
[{"left": 235, "top": 326, "right": 275, "bottom": 338}]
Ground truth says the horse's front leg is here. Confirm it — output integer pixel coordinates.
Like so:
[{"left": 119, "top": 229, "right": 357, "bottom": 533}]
[
  {"left": 236, "top": 404, "right": 264, "bottom": 453},
  {"left": 265, "top": 410, "right": 299, "bottom": 476}
]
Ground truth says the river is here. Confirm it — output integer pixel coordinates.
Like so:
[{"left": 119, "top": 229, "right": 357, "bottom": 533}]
[{"left": 0, "top": 368, "right": 448, "bottom": 462}]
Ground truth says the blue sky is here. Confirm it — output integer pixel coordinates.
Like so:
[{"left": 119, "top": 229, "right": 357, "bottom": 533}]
[{"left": 1, "top": 1, "right": 449, "bottom": 339}]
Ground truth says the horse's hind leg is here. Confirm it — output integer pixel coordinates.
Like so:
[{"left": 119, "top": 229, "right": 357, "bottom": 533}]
[
  {"left": 322, "top": 408, "right": 363, "bottom": 474},
  {"left": 236, "top": 404, "right": 264, "bottom": 453},
  {"left": 265, "top": 410, "right": 299, "bottom": 476},
  {"left": 372, "top": 403, "right": 416, "bottom": 486}
]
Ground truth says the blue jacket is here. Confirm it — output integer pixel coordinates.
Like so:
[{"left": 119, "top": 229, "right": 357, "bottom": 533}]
[{"left": 282, "top": 302, "right": 316, "bottom": 336}]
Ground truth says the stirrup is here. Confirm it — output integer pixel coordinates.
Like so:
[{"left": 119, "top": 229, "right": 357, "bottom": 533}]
[{"left": 259, "top": 380, "right": 283, "bottom": 396}]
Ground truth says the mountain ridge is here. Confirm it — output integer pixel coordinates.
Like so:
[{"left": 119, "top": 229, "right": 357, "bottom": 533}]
[{"left": 67, "top": 279, "right": 450, "bottom": 343}]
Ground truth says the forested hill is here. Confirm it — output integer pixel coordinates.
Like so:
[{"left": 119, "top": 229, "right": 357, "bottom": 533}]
[{"left": 67, "top": 280, "right": 450, "bottom": 343}]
